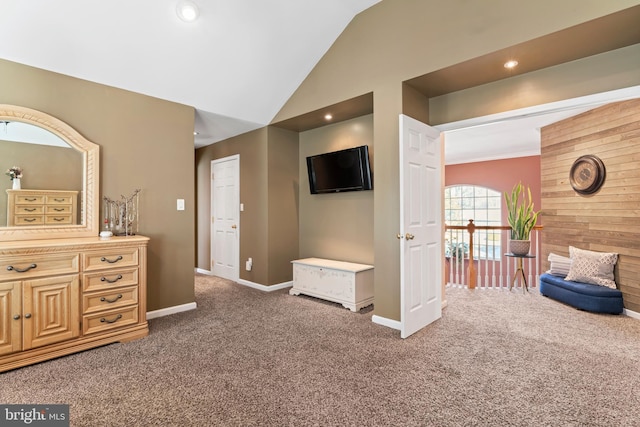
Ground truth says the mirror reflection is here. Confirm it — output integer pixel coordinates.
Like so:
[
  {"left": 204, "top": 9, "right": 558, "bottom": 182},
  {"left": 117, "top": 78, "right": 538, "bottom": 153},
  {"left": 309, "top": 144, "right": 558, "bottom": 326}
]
[{"left": 0, "top": 121, "right": 83, "bottom": 228}]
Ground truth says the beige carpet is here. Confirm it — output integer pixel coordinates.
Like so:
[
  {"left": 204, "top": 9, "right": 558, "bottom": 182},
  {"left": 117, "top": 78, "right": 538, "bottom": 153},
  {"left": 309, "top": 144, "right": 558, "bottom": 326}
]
[{"left": 1, "top": 274, "right": 639, "bottom": 426}]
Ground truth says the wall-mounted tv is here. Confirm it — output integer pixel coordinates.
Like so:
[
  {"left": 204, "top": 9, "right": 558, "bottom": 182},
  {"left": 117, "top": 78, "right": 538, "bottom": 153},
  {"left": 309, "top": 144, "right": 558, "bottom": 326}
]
[{"left": 306, "top": 145, "right": 373, "bottom": 194}]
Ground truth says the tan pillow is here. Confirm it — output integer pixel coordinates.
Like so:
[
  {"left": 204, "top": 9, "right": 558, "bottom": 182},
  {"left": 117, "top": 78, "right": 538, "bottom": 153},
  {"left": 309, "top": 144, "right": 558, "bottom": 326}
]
[{"left": 565, "top": 246, "right": 618, "bottom": 289}]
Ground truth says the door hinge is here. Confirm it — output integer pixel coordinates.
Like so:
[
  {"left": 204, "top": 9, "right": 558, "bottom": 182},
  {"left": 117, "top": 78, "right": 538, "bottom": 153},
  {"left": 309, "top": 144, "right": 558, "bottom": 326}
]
[
  {"left": 211, "top": 173, "right": 214, "bottom": 180},
  {"left": 211, "top": 259, "right": 214, "bottom": 268},
  {"left": 211, "top": 217, "right": 214, "bottom": 223}
]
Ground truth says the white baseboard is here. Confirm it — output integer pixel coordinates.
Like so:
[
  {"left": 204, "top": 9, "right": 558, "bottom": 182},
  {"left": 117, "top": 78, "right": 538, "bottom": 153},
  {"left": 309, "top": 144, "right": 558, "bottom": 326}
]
[
  {"left": 372, "top": 315, "right": 401, "bottom": 331},
  {"left": 237, "top": 279, "right": 293, "bottom": 292},
  {"left": 195, "top": 268, "right": 292, "bottom": 292},
  {"left": 623, "top": 308, "right": 640, "bottom": 320},
  {"left": 146, "top": 302, "right": 197, "bottom": 320}
]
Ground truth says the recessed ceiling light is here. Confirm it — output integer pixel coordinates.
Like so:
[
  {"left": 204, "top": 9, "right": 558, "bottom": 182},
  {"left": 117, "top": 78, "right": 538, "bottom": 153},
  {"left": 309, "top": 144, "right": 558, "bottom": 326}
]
[
  {"left": 504, "top": 60, "right": 519, "bottom": 69},
  {"left": 176, "top": 0, "right": 200, "bottom": 22},
  {"left": 324, "top": 114, "right": 333, "bottom": 121}
]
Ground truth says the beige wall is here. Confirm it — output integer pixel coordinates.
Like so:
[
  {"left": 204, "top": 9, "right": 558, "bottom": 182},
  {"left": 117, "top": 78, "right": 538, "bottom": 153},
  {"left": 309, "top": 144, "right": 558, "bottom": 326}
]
[
  {"left": 272, "top": 0, "right": 640, "bottom": 321},
  {"left": 274, "top": 0, "right": 640, "bottom": 123},
  {"left": 0, "top": 58, "right": 196, "bottom": 312},
  {"left": 195, "top": 126, "right": 299, "bottom": 286},
  {"left": 541, "top": 98, "right": 640, "bottom": 312},
  {"left": 430, "top": 44, "right": 640, "bottom": 125},
  {"left": 299, "top": 115, "right": 374, "bottom": 265},
  {"left": 267, "top": 127, "right": 300, "bottom": 284}
]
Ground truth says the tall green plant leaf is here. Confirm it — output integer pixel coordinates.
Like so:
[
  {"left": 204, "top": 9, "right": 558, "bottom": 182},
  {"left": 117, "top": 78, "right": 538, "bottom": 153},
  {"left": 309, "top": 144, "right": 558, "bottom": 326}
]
[{"left": 504, "top": 182, "right": 539, "bottom": 240}]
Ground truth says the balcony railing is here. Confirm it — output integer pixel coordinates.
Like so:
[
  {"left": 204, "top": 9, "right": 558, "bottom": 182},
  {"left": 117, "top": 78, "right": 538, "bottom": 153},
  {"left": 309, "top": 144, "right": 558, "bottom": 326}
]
[{"left": 445, "top": 220, "right": 543, "bottom": 290}]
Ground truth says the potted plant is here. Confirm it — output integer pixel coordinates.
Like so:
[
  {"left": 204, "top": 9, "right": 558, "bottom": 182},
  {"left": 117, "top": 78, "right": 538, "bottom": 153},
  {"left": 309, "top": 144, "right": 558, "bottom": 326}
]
[
  {"left": 446, "top": 240, "right": 469, "bottom": 260},
  {"left": 504, "top": 182, "right": 540, "bottom": 255}
]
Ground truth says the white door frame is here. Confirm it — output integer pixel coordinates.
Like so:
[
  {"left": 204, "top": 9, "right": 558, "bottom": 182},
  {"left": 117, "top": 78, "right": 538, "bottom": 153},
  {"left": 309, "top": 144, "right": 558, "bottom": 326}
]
[{"left": 211, "top": 155, "right": 240, "bottom": 281}]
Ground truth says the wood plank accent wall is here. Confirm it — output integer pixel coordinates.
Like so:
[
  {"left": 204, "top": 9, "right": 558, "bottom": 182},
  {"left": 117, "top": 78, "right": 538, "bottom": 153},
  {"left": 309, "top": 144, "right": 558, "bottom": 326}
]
[{"left": 540, "top": 98, "right": 640, "bottom": 313}]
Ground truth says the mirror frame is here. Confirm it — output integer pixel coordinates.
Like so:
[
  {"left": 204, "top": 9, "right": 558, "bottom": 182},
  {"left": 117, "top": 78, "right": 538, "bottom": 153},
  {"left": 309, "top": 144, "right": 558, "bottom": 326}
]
[{"left": 0, "top": 104, "right": 99, "bottom": 242}]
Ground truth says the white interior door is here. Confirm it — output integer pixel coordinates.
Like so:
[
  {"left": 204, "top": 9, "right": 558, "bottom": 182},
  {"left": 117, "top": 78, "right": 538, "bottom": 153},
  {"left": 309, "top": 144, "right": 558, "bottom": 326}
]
[
  {"left": 399, "top": 114, "right": 442, "bottom": 339},
  {"left": 211, "top": 155, "right": 239, "bottom": 281}
]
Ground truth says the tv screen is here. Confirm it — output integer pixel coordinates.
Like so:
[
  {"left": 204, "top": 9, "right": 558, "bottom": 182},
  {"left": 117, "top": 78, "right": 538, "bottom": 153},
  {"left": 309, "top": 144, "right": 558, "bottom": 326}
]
[{"left": 306, "top": 145, "right": 373, "bottom": 194}]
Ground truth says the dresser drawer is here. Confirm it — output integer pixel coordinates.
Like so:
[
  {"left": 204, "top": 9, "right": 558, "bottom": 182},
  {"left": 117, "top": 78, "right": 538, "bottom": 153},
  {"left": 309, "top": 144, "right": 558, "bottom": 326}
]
[
  {"left": 45, "top": 195, "right": 73, "bottom": 205},
  {"left": 82, "top": 267, "right": 139, "bottom": 292},
  {"left": 15, "top": 195, "right": 45, "bottom": 204},
  {"left": 83, "top": 305, "right": 139, "bottom": 335},
  {"left": 44, "top": 215, "right": 73, "bottom": 225},
  {"left": 15, "top": 205, "right": 44, "bottom": 215},
  {"left": 83, "top": 285, "right": 138, "bottom": 315},
  {"left": 0, "top": 253, "right": 80, "bottom": 280},
  {"left": 12, "top": 216, "right": 44, "bottom": 226},
  {"left": 45, "top": 205, "right": 72, "bottom": 214},
  {"left": 83, "top": 247, "right": 139, "bottom": 271}
]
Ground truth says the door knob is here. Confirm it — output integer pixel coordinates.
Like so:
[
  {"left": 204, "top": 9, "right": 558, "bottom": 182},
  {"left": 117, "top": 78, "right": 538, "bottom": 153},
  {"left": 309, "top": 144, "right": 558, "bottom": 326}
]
[
  {"left": 405, "top": 233, "right": 415, "bottom": 240},
  {"left": 24, "top": 313, "right": 32, "bottom": 319},
  {"left": 231, "top": 224, "right": 237, "bottom": 229},
  {"left": 13, "top": 314, "right": 20, "bottom": 320}
]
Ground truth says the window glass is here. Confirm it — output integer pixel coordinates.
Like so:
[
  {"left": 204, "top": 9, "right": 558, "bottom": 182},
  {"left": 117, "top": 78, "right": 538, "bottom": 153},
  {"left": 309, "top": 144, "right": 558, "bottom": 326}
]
[{"left": 445, "top": 185, "right": 502, "bottom": 260}]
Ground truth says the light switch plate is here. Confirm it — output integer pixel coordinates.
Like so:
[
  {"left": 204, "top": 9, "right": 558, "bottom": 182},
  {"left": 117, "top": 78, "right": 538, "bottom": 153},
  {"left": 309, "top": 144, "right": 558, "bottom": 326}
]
[{"left": 177, "top": 199, "right": 185, "bottom": 211}]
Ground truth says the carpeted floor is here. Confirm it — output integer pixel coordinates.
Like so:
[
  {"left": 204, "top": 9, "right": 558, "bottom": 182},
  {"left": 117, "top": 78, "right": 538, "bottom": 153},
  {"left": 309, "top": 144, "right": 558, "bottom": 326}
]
[{"left": 1, "top": 274, "right": 639, "bottom": 426}]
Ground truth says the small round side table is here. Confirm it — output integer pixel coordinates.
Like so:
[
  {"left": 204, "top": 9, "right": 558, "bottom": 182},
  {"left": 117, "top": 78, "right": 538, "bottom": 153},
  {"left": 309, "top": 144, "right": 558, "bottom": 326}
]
[{"left": 505, "top": 253, "right": 536, "bottom": 293}]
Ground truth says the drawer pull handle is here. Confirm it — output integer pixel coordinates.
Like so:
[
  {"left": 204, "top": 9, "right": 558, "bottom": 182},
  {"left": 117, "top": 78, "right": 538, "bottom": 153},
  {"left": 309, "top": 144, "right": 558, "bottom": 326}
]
[
  {"left": 53, "top": 198, "right": 66, "bottom": 202},
  {"left": 101, "top": 255, "right": 123, "bottom": 264},
  {"left": 53, "top": 208, "right": 65, "bottom": 212},
  {"left": 23, "top": 218, "right": 37, "bottom": 222},
  {"left": 7, "top": 263, "right": 37, "bottom": 273},
  {"left": 100, "top": 314, "right": 122, "bottom": 324},
  {"left": 24, "top": 208, "right": 37, "bottom": 212},
  {"left": 100, "top": 274, "right": 123, "bottom": 283},
  {"left": 24, "top": 313, "right": 32, "bottom": 319},
  {"left": 100, "top": 294, "right": 123, "bottom": 303},
  {"left": 53, "top": 217, "right": 65, "bottom": 222},
  {"left": 13, "top": 314, "right": 20, "bottom": 320},
  {"left": 25, "top": 198, "right": 37, "bottom": 202}
]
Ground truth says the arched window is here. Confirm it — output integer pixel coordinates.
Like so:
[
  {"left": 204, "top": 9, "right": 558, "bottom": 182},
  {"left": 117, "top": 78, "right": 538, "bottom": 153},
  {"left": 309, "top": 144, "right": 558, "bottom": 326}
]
[{"left": 445, "top": 185, "right": 502, "bottom": 260}]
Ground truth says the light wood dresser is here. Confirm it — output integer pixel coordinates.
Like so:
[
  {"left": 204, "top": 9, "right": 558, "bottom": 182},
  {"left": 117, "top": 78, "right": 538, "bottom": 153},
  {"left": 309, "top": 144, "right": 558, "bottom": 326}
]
[
  {"left": 0, "top": 235, "right": 149, "bottom": 372},
  {"left": 6, "top": 189, "right": 79, "bottom": 226}
]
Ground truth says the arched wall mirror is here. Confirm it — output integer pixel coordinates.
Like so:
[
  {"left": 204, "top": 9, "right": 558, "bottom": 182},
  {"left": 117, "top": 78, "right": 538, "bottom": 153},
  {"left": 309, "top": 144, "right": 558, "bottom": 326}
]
[{"left": 0, "top": 104, "right": 99, "bottom": 241}]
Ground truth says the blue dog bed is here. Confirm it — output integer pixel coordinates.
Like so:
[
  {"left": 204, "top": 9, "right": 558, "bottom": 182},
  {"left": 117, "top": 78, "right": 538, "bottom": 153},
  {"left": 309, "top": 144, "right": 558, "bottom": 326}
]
[{"left": 539, "top": 273, "right": 623, "bottom": 314}]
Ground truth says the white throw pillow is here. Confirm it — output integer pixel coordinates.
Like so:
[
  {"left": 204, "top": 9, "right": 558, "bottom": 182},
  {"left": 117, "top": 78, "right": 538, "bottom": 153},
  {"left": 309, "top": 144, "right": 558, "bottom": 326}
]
[
  {"left": 565, "top": 246, "right": 618, "bottom": 289},
  {"left": 547, "top": 253, "right": 571, "bottom": 277}
]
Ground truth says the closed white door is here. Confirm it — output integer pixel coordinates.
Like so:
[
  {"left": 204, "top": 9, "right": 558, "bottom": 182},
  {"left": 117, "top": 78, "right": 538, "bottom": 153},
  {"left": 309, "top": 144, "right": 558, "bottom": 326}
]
[
  {"left": 399, "top": 114, "right": 442, "bottom": 339},
  {"left": 211, "top": 155, "right": 239, "bottom": 281}
]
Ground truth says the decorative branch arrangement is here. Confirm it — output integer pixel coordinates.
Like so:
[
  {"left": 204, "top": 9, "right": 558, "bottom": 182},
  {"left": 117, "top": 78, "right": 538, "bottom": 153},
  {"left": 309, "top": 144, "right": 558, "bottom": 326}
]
[
  {"left": 5, "top": 166, "right": 23, "bottom": 181},
  {"left": 103, "top": 189, "right": 141, "bottom": 236}
]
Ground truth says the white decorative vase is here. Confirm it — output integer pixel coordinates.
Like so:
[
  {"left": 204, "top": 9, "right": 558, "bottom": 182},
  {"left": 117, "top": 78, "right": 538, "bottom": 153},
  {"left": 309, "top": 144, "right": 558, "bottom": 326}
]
[
  {"left": 509, "top": 240, "right": 531, "bottom": 256},
  {"left": 12, "top": 178, "right": 21, "bottom": 190}
]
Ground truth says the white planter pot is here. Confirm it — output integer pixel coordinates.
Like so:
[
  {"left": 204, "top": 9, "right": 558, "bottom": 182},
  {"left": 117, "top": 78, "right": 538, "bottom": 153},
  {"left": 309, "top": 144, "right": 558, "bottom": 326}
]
[{"left": 509, "top": 240, "right": 531, "bottom": 256}]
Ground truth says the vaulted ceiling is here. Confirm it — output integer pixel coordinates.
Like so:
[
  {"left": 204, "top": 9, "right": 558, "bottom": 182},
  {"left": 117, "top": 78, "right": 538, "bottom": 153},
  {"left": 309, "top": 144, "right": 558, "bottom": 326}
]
[{"left": 0, "top": 0, "right": 380, "bottom": 147}]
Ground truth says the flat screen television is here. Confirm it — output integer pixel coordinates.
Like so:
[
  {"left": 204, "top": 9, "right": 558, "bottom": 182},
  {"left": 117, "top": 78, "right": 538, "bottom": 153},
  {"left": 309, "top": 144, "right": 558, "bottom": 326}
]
[{"left": 306, "top": 145, "right": 373, "bottom": 194}]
